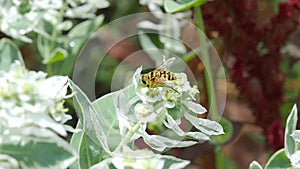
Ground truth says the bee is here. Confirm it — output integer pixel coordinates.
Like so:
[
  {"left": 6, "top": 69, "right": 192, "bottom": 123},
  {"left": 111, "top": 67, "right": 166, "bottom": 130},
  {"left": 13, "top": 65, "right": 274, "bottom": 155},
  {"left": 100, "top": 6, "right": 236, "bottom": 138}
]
[{"left": 139, "top": 57, "right": 178, "bottom": 92}]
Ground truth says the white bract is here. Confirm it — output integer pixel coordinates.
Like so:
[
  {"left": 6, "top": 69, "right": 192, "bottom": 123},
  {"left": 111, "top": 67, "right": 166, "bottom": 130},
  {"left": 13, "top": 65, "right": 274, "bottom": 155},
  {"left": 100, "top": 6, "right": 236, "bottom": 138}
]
[
  {"left": 0, "top": 61, "right": 72, "bottom": 136},
  {"left": 90, "top": 148, "right": 189, "bottom": 169}
]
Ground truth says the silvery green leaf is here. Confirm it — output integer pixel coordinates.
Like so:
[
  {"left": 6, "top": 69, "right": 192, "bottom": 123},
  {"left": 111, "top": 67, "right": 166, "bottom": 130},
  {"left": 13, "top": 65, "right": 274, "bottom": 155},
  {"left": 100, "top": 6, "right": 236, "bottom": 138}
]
[
  {"left": 65, "top": 0, "right": 109, "bottom": 19},
  {"left": 160, "top": 155, "right": 190, "bottom": 169},
  {"left": 93, "top": 85, "right": 137, "bottom": 149},
  {"left": 265, "top": 148, "right": 291, "bottom": 169},
  {"left": 291, "top": 130, "right": 300, "bottom": 142},
  {"left": 133, "top": 66, "right": 143, "bottom": 89},
  {"left": 137, "top": 21, "right": 163, "bottom": 31},
  {"left": 37, "top": 34, "right": 51, "bottom": 60},
  {"left": 140, "top": 0, "right": 163, "bottom": 6},
  {"left": 249, "top": 161, "right": 263, "bottom": 169},
  {"left": 148, "top": 2, "right": 164, "bottom": 18},
  {"left": 0, "top": 38, "right": 24, "bottom": 71},
  {"left": 138, "top": 32, "right": 164, "bottom": 66},
  {"left": 185, "top": 132, "right": 209, "bottom": 141},
  {"left": 31, "top": 114, "right": 67, "bottom": 136},
  {"left": 184, "top": 113, "right": 224, "bottom": 136},
  {"left": 163, "top": 113, "right": 209, "bottom": 141},
  {"left": 68, "top": 79, "right": 110, "bottom": 152},
  {"left": 79, "top": 132, "right": 107, "bottom": 169},
  {"left": 291, "top": 151, "right": 300, "bottom": 168},
  {"left": 66, "top": 4, "right": 96, "bottom": 18},
  {"left": 174, "top": 11, "right": 192, "bottom": 20},
  {"left": 183, "top": 100, "right": 207, "bottom": 114},
  {"left": 113, "top": 86, "right": 140, "bottom": 124},
  {"left": 90, "top": 158, "right": 112, "bottom": 169},
  {"left": 161, "top": 37, "right": 187, "bottom": 54},
  {"left": 42, "top": 47, "right": 68, "bottom": 64},
  {"left": 0, "top": 154, "right": 18, "bottom": 169},
  {"left": 56, "top": 15, "right": 104, "bottom": 75},
  {"left": 88, "top": 0, "right": 110, "bottom": 9},
  {"left": 160, "top": 15, "right": 180, "bottom": 38},
  {"left": 0, "top": 127, "right": 76, "bottom": 169},
  {"left": 57, "top": 20, "right": 73, "bottom": 31},
  {"left": 63, "top": 124, "right": 81, "bottom": 133},
  {"left": 163, "top": 112, "right": 185, "bottom": 136},
  {"left": 69, "top": 122, "right": 83, "bottom": 169},
  {"left": 285, "top": 104, "right": 298, "bottom": 158},
  {"left": 140, "top": 129, "right": 197, "bottom": 151}
]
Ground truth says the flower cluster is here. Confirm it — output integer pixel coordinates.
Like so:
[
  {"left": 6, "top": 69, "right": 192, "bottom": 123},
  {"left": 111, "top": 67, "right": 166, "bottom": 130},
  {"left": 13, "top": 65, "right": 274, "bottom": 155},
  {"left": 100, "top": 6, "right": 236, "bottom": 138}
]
[
  {"left": 0, "top": 61, "right": 71, "bottom": 136},
  {"left": 112, "top": 63, "right": 223, "bottom": 153},
  {"left": 132, "top": 66, "right": 204, "bottom": 123},
  {"left": 0, "top": 0, "right": 109, "bottom": 42},
  {"left": 90, "top": 148, "right": 189, "bottom": 169}
]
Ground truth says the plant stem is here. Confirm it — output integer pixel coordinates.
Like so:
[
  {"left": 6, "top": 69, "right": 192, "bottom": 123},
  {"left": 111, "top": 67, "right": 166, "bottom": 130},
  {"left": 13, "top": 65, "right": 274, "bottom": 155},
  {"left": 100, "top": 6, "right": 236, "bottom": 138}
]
[
  {"left": 182, "top": 47, "right": 201, "bottom": 62},
  {"left": 47, "top": 63, "right": 54, "bottom": 75},
  {"left": 47, "top": 0, "right": 67, "bottom": 76},
  {"left": 215, "top": 145, "right": 224, "bottom": 169},
  {"left": 115, "top": 122, "right": 142, "bottom": 152},
  {"left": 193, "top": 6, "right": 219, "bottom": 120}
]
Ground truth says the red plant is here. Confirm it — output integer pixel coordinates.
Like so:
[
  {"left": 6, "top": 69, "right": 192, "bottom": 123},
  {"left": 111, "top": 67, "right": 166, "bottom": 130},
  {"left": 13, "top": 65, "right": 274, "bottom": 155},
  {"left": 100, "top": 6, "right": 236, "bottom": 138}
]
[{"left": 202, "top": 0, "right": 300, "bottom": 150}]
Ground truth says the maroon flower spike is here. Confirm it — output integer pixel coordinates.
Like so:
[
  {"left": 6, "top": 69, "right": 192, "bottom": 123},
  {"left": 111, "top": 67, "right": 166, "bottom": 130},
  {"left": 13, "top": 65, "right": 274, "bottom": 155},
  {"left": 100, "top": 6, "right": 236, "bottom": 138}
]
[
  {"left": 202, "top": 0, "right": 300, "bottom": 149},
  {"left": 267, "top": 120, "right": 284, "bottom": 151}
]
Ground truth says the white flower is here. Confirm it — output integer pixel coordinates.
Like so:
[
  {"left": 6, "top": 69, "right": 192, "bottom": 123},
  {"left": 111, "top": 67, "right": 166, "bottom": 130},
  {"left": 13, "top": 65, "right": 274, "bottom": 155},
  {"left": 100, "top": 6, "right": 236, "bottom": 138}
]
[
  {"left": 0, "top": 0, "right": 109, "bottom": 42},
  {"left": 111, "top": 149, "right": 164, "bottom": 169},
  {"left": 134, "top": 103, "right": 161, "bottom": 123},
  {"left": 0, "top": 61, "right": 72, "bottom": 136},
  {"left": 291, "top": 151, "right": 300, "bottom": 168}
]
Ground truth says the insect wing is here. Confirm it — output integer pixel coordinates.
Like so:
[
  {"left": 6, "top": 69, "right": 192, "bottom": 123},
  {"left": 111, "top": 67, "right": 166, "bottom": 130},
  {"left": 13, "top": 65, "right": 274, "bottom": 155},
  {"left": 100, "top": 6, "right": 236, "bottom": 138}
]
[{"left": 157, "top": 57, "right": 176, "bottom": 69}]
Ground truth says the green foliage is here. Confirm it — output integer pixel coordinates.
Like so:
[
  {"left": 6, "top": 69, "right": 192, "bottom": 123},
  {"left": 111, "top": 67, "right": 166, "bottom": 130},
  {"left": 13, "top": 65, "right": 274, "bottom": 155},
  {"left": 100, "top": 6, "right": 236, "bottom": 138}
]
[
  {"left": 0, "top": 128, "right": 76, "bottom": 169},
  {"left": 52, "top": 15, "right": 105, "bottom": 75},
  {"left": 215, "top": 146, "right": 238, "bottom": 169},
  {"left": 249, "top": 161, "right": 263, "bottom": 169},
  {"left": 69, "top": 63, "right": 224, "bottom": 168},
  {"left": 249, "top": 105, "right": 300, "bottom": 169},
  {"left": 164, "top": 0, "right": 207, "bottom": 13},
  {"left": 265, "top": 149, "right": 291, "bottom": 169},
  {"left": 285, "top": 105, "right": 298, "bottom": 158},
  {"left": 0, "top": 38, "right": 24, "bottom": 71},
  {"left": 210, "top": 117, "right": 233, "bottom": 145}
]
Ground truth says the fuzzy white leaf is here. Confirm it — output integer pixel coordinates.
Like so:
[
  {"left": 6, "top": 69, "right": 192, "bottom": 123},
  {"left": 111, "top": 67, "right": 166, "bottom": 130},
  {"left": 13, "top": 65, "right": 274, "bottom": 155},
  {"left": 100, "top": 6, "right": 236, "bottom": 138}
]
[
  {"left": 291, "top": 151, "right": 300, "bottom": 167},
  {"left": 90, "top": 158, "right": 111, "bottom": 169},
  {"left": 285, "top": 104, "right": 298, "bottom": 158},
  {"left": 137, "top": 21, "right": 164, "bottom": 31},
  {"left": 249, "top": 161, "right": 263, "bottom": 169},
  {"left": 0, "top": 154, "right": 18, "bottom": 169},
  {"left": 291, "top": 130, "right": 300, "bottom": 142},
  {"left": 183, "top": 100, "right": 207, "bottom": 114},
  {"left": 160, "top": 155, "right": 190, "bottom": 169},
  {"left": 140, "top": 129, "right": 197, "bottom": 152},
  {"left": 184, "top": 113, "right": 224, "bottom": 136}
]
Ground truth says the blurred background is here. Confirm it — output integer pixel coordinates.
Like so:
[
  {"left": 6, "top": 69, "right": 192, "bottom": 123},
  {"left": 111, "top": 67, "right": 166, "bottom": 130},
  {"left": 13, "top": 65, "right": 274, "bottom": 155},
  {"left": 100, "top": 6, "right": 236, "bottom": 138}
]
[{"left": 3, "top": 0, "right": 300, "bottom": 168}]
